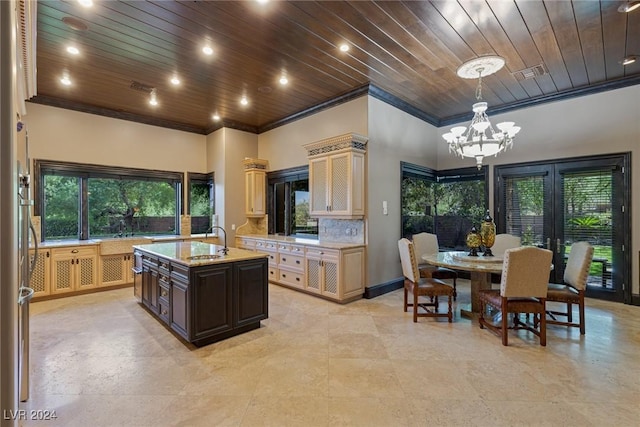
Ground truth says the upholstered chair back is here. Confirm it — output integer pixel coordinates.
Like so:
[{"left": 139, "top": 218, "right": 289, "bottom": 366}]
[
  {"left": 492, "top": 234, "right": 521, "bottom": 257},
  {"left": 500, "top": 246, "right": 553, "bottom": 298},
  {"left": 411, "top": 232, "right": 439, "bottom": 257},
  {"left": 563, "top": 242, "right": 594, "bottom": 290},
  {"left": 398, "top": 238, "right": 420, "bottom": 283}
]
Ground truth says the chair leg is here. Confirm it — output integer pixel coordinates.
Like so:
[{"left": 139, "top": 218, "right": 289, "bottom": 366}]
[
  {"left": 447, "top": 294, "right": 452, "bottom": 323},
  {"left": 479, "top": 299, "right": 485, "bottom": 329},
  {"left": 413, "top": 291, "right": 418, "bottom": 323},
  {"left": 453, "top": 277, "right": 457, "bottom": 301},
  {"left": 501, "top": 301, "right": 509, "bottom": 346},
  {"left": 567, "top": 302, "right": 573, "bottom": 322},
  {"left": 540, "top": 306, "right": 547, "bottom": 346},
  {"left": 579, "top": 294, "right": 585, "bottom": 335},
  {"left": 403, "top": 285, "right": 408, "bottom": 313}
]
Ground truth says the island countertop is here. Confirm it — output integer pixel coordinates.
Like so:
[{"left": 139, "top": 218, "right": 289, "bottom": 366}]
[{"left": 133, "top": 241, "right": 268, "bottom": 266}]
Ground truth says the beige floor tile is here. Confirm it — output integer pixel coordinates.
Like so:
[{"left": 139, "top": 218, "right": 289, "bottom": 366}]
[{"left": 16, "top": 280, "right": 640, "bottom": 426}]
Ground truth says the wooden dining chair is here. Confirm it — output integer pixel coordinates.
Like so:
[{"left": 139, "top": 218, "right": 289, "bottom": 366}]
[
  {"left": 479, "top": 246, "right": 553, "bottom": 346},
  {"left": 412, "top": 232, "right": 458, "bottom": 300},
  {"left": 547, "top": 241, "right": 594, "bottom": 335},
  {"left": 398, "top": 238, "right": 454, "bottom": 323}
]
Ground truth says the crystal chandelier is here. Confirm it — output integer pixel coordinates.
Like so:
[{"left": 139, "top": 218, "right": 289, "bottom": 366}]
[{"left": 442, "top": 56, "right": 521, "bottom": 169}]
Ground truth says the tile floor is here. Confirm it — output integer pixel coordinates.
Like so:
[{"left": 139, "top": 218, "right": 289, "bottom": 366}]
[{"left": 19, "top": 281, "right": 640, "bottom": 426}]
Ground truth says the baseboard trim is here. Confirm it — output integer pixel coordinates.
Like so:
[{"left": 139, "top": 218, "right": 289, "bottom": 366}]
[
  {"left": 632, "top": 294, "right": 640, "bottom": 306},
  {"left": 363, "top": 278, "right": 403, "bottom": 299}
]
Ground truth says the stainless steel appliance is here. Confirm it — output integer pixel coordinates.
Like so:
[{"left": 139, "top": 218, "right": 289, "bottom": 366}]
[
  {"left": 133, "top": 250, "right": 143, "bottom": 303},
  {"left": 17, "top": 120, "right": 36, "bottom": 403}
]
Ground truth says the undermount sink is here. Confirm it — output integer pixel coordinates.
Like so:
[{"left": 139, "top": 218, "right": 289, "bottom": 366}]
[{"left": 187, "top": 254, "right": 221, "bottom": 260}]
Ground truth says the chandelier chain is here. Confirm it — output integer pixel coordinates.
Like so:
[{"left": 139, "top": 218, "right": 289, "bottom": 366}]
[{"left": 475, "top": 68, "right": 484, "bottom": 101}]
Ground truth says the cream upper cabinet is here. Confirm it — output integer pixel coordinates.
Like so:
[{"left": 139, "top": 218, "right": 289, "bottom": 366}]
[
  {"left": 244, "top": 158, "right": 268, "bottom": 217},
  {"left": 305, "top": 133, "right": 367, "bottom": 219}
]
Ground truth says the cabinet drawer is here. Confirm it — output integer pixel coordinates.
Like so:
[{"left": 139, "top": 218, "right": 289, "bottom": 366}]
[
  {"left": 278, "top": 253, "right": 304, "bottom": 271},
  {"left": 53, "top": 246, "right": 97, "bottom": 257},
  {"left": 236, "top": 238, "right": 256, "bottom": 250},
  {"left": 268, "top": 267, "right": 278, "bottom": 281},
  {"left": 278, "top": 269, "right": 304, "bottom": 288},
  {"left": 305, "top": 247, "right": 339, "bottom": 259},
  {"left": 266, "top": 252, "right": 278, "bottom": 266},
  {"left": 255, "top": 240, "right": 277, "bottom": 252},
  {"left": 158, "top": 258, "right": 171, "bottom": 273},
  {"left": 158, "top": 283, "right": 170, "bottom": 302},
  {"left": 158, "top": 300, "right": 170, "bottom": 324},
  {"left": 277, "top": 243, "right": 305, "bottom": 255}
]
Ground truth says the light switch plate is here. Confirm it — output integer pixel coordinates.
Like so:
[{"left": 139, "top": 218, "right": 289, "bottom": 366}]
[{"left": 383, "top": 201, "right": 388, "bottom": 215}]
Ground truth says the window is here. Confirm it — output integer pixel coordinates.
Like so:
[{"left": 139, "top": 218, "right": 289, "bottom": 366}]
[
  {"left": 35, "top": 160, "right": 183, "bottom": 241},
  {"left": 187, "top": 172, "right": 214, "bottom": 234},
  {"left": 267, "top": 166, "right": 318, "bottom": 238},
  {"left": 401, "top": 162, "right": 487, "bottom": 250}
]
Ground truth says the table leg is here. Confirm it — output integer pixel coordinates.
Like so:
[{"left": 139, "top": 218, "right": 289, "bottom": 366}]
[{"left": 461, "top": 271, "right": 492, "bottom": 319}]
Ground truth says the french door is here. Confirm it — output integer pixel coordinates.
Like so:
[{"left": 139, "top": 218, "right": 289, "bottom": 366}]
[{"left": 495, "top": 154, "right": 630, "bottom": 303}]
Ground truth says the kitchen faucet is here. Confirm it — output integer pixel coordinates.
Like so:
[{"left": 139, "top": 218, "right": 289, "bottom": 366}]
[{"left": 205, "top": 225, "right": 228, "bottom": 255}]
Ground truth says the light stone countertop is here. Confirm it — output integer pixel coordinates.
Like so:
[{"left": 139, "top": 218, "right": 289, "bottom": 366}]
[
  {"left": 133, "top": 241, "right": 268, "bottom": 267},
  {"left": 237, "top": 234, "right": 365, "bottom": 249}
]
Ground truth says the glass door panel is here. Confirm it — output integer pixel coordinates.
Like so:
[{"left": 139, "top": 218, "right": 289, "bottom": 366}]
[{"left": 496, "top": 154, "right": 630, "bottom": 303}]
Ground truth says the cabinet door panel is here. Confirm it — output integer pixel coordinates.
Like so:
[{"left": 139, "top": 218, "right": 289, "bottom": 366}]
[
  {"left": 171, "top": 280, "right": 188, "bottom": 338},
  {"left": 191, "top": 265, "right": 233, "bottom": 340},
  {"left": 52, "top": 258, "right": 74, "bottom": 293},
  {"left": 330, "top": 154, "right": 349, "bottom": 212},
  {"left": 234, "top": 259, "right": 268, "bottom": 328},
  {"left": 305, "top": 258, "right": 322, "bottom": 294},
  {"left": 310, "top": 158, "right": 328, "bottom": 215},
  {"left": 322, "top": 260, "right": 339, "bottom": 297},
  {"left": 77, "top": 255, "right": 98, "bottom": 289}
]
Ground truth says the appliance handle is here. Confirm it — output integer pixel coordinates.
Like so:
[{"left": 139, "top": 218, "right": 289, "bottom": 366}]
[{"left": 131, "top": 267, "right": 143, "bottom": 275}]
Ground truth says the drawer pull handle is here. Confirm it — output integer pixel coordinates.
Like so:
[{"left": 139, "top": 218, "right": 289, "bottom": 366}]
[
  {"left": 282, "top": 274, "right": 286, "bottom": 278},
  {"left": 296, "top": 277, "right": 300, "bottom": 282},
  {"left": 161, "top": 290, "right": 168, "bottom": 297},
  {"left": 71, "top": 249, "right": 79, "bottom": 254},
  {"left": 296, "top": 260, "right": 300, "bottom": 264},
  {"left": 282, "top": 257, "right": 286, "bottom": 262},
  {"left": 162, "top": 310, "right": 168, "bottom": 316}
]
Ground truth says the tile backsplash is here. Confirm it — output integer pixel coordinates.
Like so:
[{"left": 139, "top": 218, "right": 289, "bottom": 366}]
[{"left": 318, "top": 218, "right": 365, "bottom": 244}]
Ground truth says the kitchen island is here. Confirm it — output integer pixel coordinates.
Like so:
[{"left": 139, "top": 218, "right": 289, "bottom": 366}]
[{"left": 133, "top": 241, "right": 268, "bottom": 347}]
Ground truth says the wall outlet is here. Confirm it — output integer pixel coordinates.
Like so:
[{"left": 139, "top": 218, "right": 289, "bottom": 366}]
[
  {"left": 231, "top": 224, "right": 236, "bottom": 230},
  {"left": 383, "top": 200, "right": 388, "bottom": 215}
]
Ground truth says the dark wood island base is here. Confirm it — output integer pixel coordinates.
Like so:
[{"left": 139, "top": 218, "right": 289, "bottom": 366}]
[{"left": 134, "top": 242, "right": 269, "bottom": 347}]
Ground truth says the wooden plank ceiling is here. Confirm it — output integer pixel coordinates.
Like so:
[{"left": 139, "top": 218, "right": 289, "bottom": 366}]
[{"left": 32, "top": 0, "right": 640, "bottom": 134}]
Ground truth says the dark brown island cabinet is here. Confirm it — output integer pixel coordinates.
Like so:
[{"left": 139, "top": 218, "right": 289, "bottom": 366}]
[{"left": 133, "top": 242, "right": 269, "bottom": 347}]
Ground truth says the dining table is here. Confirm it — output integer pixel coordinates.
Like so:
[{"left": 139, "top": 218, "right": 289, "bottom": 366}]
[{"left": 421, "top": 251, "right": 504, "bottom": 318}]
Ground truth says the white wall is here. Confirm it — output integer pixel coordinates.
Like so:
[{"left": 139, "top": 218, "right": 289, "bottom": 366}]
[
  {"left": 437, "top": 85, "right": 640, "bottom": 294},
  {"left": 367, "top": 96, "right": 440, "bottom": 286},
  {"left": 258, "top": 97, "right": 368, "bottom": 172}
]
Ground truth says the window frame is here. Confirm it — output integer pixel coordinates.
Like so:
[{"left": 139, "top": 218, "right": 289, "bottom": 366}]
[
  {"left": 266, "top": 166, "right": 318, "bottom": 238},
  {"left": 186, "top": 171, "right": 215, "bottom": 233},
  {"left": 34, "top": 159, "right": 184, "bottom": 241},
  {"left": 400, "top": 161, "right": 489, "bottom": 247}
]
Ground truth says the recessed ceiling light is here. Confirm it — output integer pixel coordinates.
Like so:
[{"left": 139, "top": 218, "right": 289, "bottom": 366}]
[
  {"left": 256, "top": 0, "right": 269, "bottom": 4},
  {"left": 170, "top": 76, "right": 180, "bottom": 85},
  {"left": 60, "top": 76, "right": 72, "bottom": 86},
  {"left": 77, "top": 0, "right": 93, "bottom": 7},
  {"left": 66, "top": 46, "right": 80, "bottom": 55},
  {"left": 279, "top": 76, "right": 288, "bottom": 85},
  {"left": 212, "top": 114, "right": 221, "bottom": 121},
  {"left": 618, "top": 1, "right": 640, "bottom": 12},
  {"left": 149, "top": 89, "right": 158, "bottom": 106},
  {"left": 339, "top": 43, "right": 349, "bottom": 52},
  {"left": 240, "top": 96, "right": 249, "bottom": 106},
  {"left": 621, "top": 55, "right": 637, "bottom": 66},
  {"left": 202, "top": 46, "right": 213, "bottom": 55}
]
